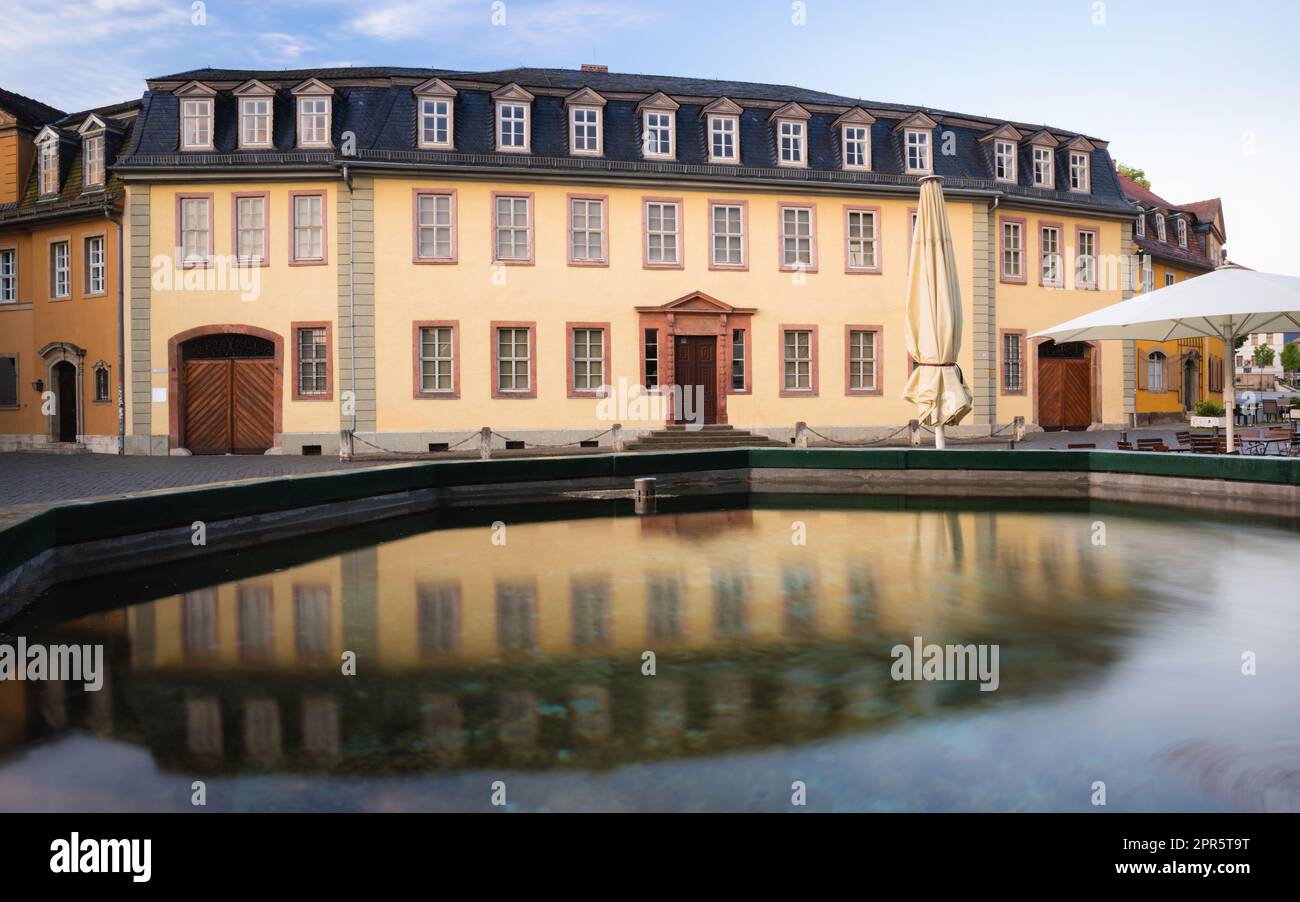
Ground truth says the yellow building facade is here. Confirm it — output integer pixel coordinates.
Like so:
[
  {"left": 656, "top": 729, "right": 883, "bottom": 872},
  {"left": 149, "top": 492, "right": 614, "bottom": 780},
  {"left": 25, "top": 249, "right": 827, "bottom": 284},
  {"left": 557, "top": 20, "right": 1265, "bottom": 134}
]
[{"left": 115, "top": 66, "right": 1144, "bottom": 455}]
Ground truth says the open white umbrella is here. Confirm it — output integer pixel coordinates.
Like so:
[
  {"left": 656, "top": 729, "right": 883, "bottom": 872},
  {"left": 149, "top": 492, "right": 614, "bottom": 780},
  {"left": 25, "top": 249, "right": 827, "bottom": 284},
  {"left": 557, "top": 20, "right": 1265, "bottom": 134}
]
[
  {"left": 1032, "top": 266, "right": 1300, "bottom": 453},
  {"left": 903, "top": 175, "right": 973, "bottom": 448}
]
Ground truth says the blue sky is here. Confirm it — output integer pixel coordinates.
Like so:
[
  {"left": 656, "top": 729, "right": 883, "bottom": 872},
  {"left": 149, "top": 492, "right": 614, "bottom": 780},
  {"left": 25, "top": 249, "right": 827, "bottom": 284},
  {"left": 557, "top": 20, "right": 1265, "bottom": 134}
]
[{"left": 1, "top": 0, "right": 1297, "bottom": 272}]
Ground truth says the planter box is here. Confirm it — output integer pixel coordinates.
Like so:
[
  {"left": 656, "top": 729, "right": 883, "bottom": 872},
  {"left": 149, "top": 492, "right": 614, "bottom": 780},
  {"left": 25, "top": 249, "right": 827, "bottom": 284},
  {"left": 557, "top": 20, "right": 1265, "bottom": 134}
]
[{"left": 1190, "top": 416, "right": 1226, "bottom": 428}]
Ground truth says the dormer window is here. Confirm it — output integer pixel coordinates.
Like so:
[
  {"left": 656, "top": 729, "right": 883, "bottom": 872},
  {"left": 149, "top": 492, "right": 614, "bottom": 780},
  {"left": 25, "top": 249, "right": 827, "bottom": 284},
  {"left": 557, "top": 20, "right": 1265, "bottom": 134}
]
[
  {"left": 181, "top": 98, "right": 213, "bottom": 150},
  {"left": 564, "top": 88, "right": 605, "bottom": 157},
  {"left": 234, "top": 80, "right": 274, "bottom": 149},
  {"left": 1155, "top": 213, "right": 1167, "bottom": 242},
  {"left": 37, "top": 132, "right": 59, "bottom": 197},
  {"left": 414, "top": 78, "right": 457, "bottom": 150},
  {"left": 703, "top": 98, "right": 743, "bottom": 165},
  {"left": 834, "top": 108, "right": 875, "bottom": 172},
  {"left": 1176, "top": 218, "right": 1187, "bottom": 248},
  {"left": 994, "top": 140, "right": 1016, "bottom": 182},
  {"left": 1032, "top": 147, "right": 1053, "bottom": 187},
  {"left": 82, "top": 134, "right": 104, "bottom": 189},
  {"left": 292, "top": 78, "right": 333, "bottom": 148},
  {"left": 770, "top": 104, "right": 810, "bottom": 168},
  {"left": 905, "top": 129, "right": 931, "bottom": 174},
  {"left": 637, "top": 92, "right": 678, "bottom": 160},
  {"left": 1135, "top": 213, "right": 1145, "bottom": 239},
  {"left": 493, "top": 83, "right": 534, "bottom": 154},
  {"left": 1069, "top": 151, "right": 1090, "bottom": 192}
]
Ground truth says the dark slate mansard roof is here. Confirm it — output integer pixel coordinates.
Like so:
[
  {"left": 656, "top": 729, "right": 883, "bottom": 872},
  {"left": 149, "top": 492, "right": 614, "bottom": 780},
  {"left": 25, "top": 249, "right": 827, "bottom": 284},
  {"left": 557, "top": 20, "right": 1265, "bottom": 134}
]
[{"left": 117, "top": 66, "right": 1134, "bottom": 214}]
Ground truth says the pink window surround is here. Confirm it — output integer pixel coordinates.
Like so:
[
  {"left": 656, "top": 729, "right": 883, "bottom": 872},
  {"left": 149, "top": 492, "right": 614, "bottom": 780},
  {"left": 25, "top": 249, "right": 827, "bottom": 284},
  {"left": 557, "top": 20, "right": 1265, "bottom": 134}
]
[
  {"left": 565, "top": 321, "right": 611, "bottom": 397},
  {"left": 998, "top": 215, "right": 1028, "bottom": 285},
  {"left": 999, "top": 328, "right": 1027, "bottom": 395},
  {"left": 1075, "top": 225, "right": 1099, "bottom": 290},
  {"left": 777, "top": 202, "right": 818, "bottom": 273},
  {"left": 491, "top": 320, "right": 537, "bottom": 399},
  {"left": 844, "top": 324, "right": 884, "bottom": 396},
  {"left": 843, "top": 204, "right": 882, "bottom": 275},
  {"left": 491, "top": 191, "right": 535, "bottom": 266},
  {"left": 707, "top": 199, "right": 749, "bottom": 271},
  {"left": 290, "top": 320, "right": 333, "bottom": 401},
  {"left": 175, "top": 192, "right": 214, "bottom": 269},
  {"left": 778, "top": 323, "right": 819, "bottom": 398},
  {"left": 566, "top": 193, "right": 610, "bottom": 267},
  {"left": 1036, "top": 220, "right": 1064, "bottom": 288},
  {"left": 231, "top": 191, "right": 270, "bottom": 268},
  {"left": 288, "top": 190, "right": 328, "bottom": 266},
  {"left": 641, "top": 196, "right": 684, "bottom": 270},
  {"left": 412, "top": 320, "right": 460, "bottom": 399},
  {"left": 411, "top": 188, "right": 458, "bottom": 264}
]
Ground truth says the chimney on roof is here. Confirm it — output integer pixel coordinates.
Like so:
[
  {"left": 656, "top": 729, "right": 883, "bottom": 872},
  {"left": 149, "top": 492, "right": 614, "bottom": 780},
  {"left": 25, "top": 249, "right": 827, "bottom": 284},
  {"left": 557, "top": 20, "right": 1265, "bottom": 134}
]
[{"left": 581, "top": 64, "right": 608, "bottom": 73}]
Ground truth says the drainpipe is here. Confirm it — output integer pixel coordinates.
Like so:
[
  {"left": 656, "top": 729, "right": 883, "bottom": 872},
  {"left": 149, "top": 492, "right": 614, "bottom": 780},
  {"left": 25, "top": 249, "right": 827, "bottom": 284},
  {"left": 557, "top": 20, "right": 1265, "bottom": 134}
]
[
  {"left": 108, "top": 205, "right": 124, "bottom": 454},
  {"left": 342, "top": 163, "right": 356, "bottom": 434}
]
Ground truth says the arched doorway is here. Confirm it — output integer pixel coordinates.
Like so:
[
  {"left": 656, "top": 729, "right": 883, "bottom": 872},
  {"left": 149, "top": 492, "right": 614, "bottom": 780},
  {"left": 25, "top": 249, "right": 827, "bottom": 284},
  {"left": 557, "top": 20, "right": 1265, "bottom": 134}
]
[
  {"left": 1035, "top": 340, "right": 1095, "bottom": 431},
  {"left": 169, "top": 327, "right": 282, "bottom": 454},
  {"left": 1181, "top": 351, "right": 1201, "bottom": 412},
  {"left": 52, "top": 360, "right": 78, "bottom": 442}
]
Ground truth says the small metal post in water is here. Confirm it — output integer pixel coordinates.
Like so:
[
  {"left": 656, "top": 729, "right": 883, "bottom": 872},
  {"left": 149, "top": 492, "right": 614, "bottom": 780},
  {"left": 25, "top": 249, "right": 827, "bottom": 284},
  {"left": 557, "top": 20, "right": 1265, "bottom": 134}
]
[{"left": 634, "top": 477, "right": 656, "bottom": 514}]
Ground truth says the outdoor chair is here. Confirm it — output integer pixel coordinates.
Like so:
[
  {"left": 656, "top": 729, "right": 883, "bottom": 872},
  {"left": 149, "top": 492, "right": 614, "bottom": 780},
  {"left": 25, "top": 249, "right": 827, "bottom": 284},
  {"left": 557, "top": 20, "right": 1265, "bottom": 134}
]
[
  {"left": 1175, "top": 431, "right": 1193, "bottom": 449},
  {"left": 1189, "top": 436, "right": 1219, "bottom": 454},
  {"left": 1115, "top": 441, "right": 1133, "bottom": 451},
  {"left": 1067, "top": 443, "right": 1096, "bottom": 449},
  {"left": 1136, "top": 438, "right": 1169, "bottom": 452},
  {"left": 1262, "top": 399, "right": 1280, "bottom": 422}
]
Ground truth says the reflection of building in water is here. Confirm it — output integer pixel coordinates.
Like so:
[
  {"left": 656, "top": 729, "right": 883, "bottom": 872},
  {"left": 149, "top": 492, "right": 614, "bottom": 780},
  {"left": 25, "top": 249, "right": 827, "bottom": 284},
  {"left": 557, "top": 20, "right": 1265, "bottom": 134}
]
[{"left": 1, "top": 508, "right": 1151, "bottom": 776}]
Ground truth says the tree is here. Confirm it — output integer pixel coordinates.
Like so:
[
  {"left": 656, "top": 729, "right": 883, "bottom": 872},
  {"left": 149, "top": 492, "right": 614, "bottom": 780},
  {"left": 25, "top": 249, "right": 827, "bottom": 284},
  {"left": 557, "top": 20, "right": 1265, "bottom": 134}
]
[
  {"left": 1118, "top": 163, "right": 1150, "bottom": 189},
  {"left": 1281, "top": 342, "right": 1300, "bottom": 375},
  {"left": 1253, "top": 344, "right": 1275, "bottom": 368}
]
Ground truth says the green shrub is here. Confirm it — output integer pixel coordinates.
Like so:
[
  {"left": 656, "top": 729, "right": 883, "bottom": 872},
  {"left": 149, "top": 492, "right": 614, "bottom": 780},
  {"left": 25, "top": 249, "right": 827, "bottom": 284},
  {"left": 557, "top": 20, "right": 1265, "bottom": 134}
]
[{"left": 1195, "top": 400, "right": 1225, "bottom": 417}]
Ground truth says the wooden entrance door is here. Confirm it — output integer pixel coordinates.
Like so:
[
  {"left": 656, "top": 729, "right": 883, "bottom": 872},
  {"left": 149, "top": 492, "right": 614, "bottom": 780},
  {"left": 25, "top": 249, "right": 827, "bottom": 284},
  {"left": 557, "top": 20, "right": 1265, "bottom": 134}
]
[
  {"left": 1038, "top": 358, "right": 1092, "bottom": 431},
  {"left": 183, "top": 358, "right": 275, "bottom": 454},
  {"left": 54, "top": 361, "right": 77, "bottom": 443},
  {"left": 674, "top": 335, "right": 717, "bottom": 425}
]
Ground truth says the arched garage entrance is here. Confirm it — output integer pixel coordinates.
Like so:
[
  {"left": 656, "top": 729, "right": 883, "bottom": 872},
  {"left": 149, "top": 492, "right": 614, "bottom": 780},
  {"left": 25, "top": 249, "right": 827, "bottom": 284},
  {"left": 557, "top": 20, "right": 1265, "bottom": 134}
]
[
  {"left": 1034, "top": 339, "right": 1099, "bottom": 431},
  {"left": 168, "top": 326, "right": 282, "bottom": 454}
]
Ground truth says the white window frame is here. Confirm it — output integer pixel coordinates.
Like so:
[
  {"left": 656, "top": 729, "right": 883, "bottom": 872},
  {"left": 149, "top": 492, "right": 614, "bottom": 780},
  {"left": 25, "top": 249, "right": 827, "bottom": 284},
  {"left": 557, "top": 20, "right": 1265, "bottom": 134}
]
[
  {"left": 86, "top": 236, "right": 106, "bottom": 294},
  {"left": 181, "top": 98, "right": 214, "bottom": 151},
  {"left": 569, "top": 197, "right": 606, "bottom": 264},
  {"left": 235, "top": 195, "right": 267, "bottom": 264},
  {"left": 1142, "top": 257, "right": 1154, "bottom": 293},
  {"left": 496, "top": 327, "right": 531, "bottom": 393},
  {"left": 1155, "top": 213, "right": 1167, "bottom": 242},
  {"left": 1002, "top": 332, "right": 1023, "bottom": 392},
  {"left": 82, "top": 134, "right": 104, "bottom": 190},
  {"left": 296, "top": 327, "right": 328, "bottom": 396},
  {"left": 419, "top": 325, "right": 455, "bottom": 394},
  {"left": 710, "top": 203, "right": 745, "bottom": 268},
  {"left": 1176, "top": 218, "right": 1187, "bottom": 249},
  {"left": 51, "top": 241, "right": 70, "bottom": 299},
  {"left": 1040, "top": 225, "right": 1062, "bottom": 288},
  {"left": 1002, "top": 221, "right": 1024, "bottom": 280},
  {"left": 297, "top": 97, "right": 331, "bottom": 148},
  {"left": 569, "top": 105, "right": 602, "bottom": 156},
  {"left": 904, "top": 128, "right": 931, "bottom": 174},
  {"left": 1165, "top": 272, "right": 1176, "bottom": 287},
  {"left": 1069, "top": 151, "right": 1090, "bottom": 192},
  {"left": 1135, "top": 214, "right": 1145, "bottom": 239},
  {"left": 644, "top": 200, "right": 680, "bottom": 266},
  {"left": 845, "top": 208, "right": 878, "bottom": 272},
  {"left": 415, "top": 192, "right": 455, "bottom": 262},
  {"left": 239, "top": 97, "right": 272, "bottom": 149},
  {"left": 780, "top": 205, "right": 815, "bottom": 270},
  {"left": 994, "top": 140, "right": 1016, "bottom": 183},
  {"left": 777, "top": 119, "right": 806, "bottom": 167},
  {"left": 179, "top": 196, "right": 211, "bottom": 266},
  {"left": 419, "top": 97, "right": 454, "bottom": 149},
  {"left": 494, "top": 194, "right": 532, "bottom": 263},
  {"left": 642, "top": 110, "right": 675, "bottom": 159},
  {"left": 496, "top": 102, "right": 530, "bottom": 153},
  {"left": 1076, "top": 229, "right": 1097, "bottom": 289},
  {"left": 1147, "top": 351, "right": 1167, "bottom": 392},
  {"left": 0, "top": 249, "right": 16, "bottom": 303},
  {"left": 1032, "top": 146, "right": 1054, "bottom": 187},
  {"left": 38, "top": 137, "right": 59, "bottom": 196},
  {"left": 292, "top": 194, "right": 324, "bottom": 263},
  {"left": 841, "top": 125, "right": 870, "bottom": 171},
  {"left": 571, "top": 328, "right": 606, "bottom": 393},
  {"left": 848, "top": 329, "right": 878, "bottom": 392},
  {"left": 707, "top": 115, "right": 739, "bottom": 164},
  {"left": 783, "top": 329, "right": 813, "bottom": 392}
]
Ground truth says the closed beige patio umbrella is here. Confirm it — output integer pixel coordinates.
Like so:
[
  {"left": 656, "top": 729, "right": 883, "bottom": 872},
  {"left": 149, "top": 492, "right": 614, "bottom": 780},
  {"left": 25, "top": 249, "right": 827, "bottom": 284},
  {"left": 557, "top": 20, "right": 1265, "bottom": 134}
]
[{"left": 903, "top": 175, "right": 973, "bottom": 448}]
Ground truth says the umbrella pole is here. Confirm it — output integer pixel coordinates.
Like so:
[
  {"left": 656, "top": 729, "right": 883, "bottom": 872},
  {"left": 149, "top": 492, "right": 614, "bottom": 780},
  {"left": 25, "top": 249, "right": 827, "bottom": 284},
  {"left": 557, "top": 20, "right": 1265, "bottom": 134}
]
[
  {"left": 934, "top": 424, "right": 946, "bottom": 449},
  {"left": 1225, "top": 324, "right": 1236, "bottom": 454}
]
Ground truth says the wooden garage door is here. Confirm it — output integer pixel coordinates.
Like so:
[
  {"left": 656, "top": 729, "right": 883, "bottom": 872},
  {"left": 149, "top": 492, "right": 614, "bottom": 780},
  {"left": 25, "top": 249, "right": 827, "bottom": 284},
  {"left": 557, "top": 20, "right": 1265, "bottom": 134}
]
[
  {"left": 1038, "top": 358, "right": 1092, "bottom": 431},
  {"left": 183, "top": 358, "right": 274, "bottom": 454}
]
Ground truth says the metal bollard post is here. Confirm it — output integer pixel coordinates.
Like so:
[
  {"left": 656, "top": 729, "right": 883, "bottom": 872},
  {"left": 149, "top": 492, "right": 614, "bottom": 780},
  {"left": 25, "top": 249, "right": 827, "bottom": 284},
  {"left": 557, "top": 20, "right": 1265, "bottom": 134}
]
[
  {"left": 794, "top": 421, "right": 808, "bottom": 448},
  {"left": 479, "top": 426, "right": 492, "bottom": 460},
  {"left": 634, "top": 476, "right": 656, "bottom": 514}
]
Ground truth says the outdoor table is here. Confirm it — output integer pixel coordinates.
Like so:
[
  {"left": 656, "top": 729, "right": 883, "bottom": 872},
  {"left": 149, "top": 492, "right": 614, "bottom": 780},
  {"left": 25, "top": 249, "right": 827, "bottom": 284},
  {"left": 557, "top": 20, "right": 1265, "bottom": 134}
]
[{"left": 1234, "top": 432, "right": 1294, "bottom": 455}]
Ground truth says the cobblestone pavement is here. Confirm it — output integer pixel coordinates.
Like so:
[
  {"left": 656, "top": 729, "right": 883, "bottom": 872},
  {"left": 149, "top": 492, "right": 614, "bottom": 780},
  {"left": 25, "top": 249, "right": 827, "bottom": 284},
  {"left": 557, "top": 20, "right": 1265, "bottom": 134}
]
[{"left": 0, "top": 425, "right": 1253, "bottom": 510}]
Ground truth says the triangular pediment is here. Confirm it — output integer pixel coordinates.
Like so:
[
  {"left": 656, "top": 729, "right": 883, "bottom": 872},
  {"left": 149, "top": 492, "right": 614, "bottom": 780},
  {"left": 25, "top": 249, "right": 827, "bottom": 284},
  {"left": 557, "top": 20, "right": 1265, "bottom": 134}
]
[
  {"left": 832, "top": 107, "right": 876, "bottom": 128},
  {"left": 657, "top": 291, "right": 737, "bottom": 313},
  {"left": 637, "top": 91, "right": 680, "bottom": 112},
  {"left": 892, "top": 111, "right": 937, "bottom": 133},
  {"left": 978, "top": 123, "right": 1024, "bottom": 143},
  {"left": 291, "top": 78, "right": 334, "bottom": 96},
  {"left": 564, "top": 86, "right": 606, "bottom": 107},
  {"left": 35, "top": 124, "right": 64, "bottom": 144},
  {"left": 1024, "top": 129, "right": 1059, "bottom": 147},
  {"left": 413, "top": 77, "right": 457, "bottom": 98},
  {"left": 701, "top": 97, "right": 743, "bottom": 117},
  {"left": 174, "top": 81, "right": 216, "bottom": 97},
  {"left": 234, "top": 79, "right": 275, "bottom": 96},
  {"left": 492, "top": 82, "right": 535, "bottom": 103},
  {"left": 768, "top": 102, "right": 811, "bottom": 122},
  {"left": 77, "top": 114, "right": 108, "bottom": 135},
  {"left": 1063, "top": 135, "right": 1096, "bottom": 153}
]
